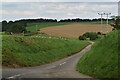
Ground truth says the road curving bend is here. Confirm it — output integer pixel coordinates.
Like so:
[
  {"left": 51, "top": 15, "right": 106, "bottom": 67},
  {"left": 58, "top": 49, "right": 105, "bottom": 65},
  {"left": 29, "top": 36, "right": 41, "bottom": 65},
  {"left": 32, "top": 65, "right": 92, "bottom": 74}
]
[{"left": 2, "top": 43, "right": 94, "bottom": 79}]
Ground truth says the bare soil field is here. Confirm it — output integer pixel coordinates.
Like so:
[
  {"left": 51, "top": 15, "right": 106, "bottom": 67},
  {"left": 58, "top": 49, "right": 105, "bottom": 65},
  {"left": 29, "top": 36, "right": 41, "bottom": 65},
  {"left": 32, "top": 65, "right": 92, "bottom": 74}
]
[{"left": 40, "top": 23, "right": 112, "bottom": 38}]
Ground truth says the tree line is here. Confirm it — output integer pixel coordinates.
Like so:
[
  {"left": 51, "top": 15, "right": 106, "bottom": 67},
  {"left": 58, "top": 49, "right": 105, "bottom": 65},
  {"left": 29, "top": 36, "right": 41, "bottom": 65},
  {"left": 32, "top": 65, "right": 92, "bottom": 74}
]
[
  {"left": 110, "top": 16, "right": 120, "bottom": 30},
  {"left": 1, "top": 18, "right": 57, "bottom": 33},
  {"left": 59, "top": 18, "right": 113, "bottom": 22},
  {"left": 1, "top": 18, "right": 119, "bottom": 34}
]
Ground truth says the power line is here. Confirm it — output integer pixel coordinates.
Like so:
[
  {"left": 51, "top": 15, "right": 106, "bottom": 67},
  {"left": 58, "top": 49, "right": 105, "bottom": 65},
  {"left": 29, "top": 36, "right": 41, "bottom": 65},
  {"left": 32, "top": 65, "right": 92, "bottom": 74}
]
[
  {"left": 98, "top": 12, "right": 111, "bottom": 32},
  {"left": 98, "top": 12, "right": 105, "bottom": 32},
  {"left": 104, "top": 13, "right": 111, "bottom": 26}
]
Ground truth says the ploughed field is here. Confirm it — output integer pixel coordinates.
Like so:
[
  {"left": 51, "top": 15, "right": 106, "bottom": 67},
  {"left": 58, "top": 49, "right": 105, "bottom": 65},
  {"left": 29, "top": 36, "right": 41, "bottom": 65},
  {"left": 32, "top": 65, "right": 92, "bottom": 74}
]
[{"left": 40, "top": 23, "right": 112, "bottom": 38}]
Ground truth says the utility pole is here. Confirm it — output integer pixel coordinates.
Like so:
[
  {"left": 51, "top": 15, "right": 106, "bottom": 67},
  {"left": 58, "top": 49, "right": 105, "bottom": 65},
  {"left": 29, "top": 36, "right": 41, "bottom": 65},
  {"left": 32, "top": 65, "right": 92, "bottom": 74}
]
[
  {"left": 98, "top": 12, "right": 105, "bottom": 32},
  {"left": 105, "top": 13, "right": 111, "bottom": 26},
  {"left": 104, "top": 13, "right": 111, "bottom": 33}
]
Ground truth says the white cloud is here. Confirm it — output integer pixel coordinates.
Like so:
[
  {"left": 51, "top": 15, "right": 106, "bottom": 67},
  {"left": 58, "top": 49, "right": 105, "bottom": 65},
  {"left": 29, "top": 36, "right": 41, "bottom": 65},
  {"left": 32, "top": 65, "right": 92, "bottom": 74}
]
[
  {"left": 67, "top": 13, "right": 74, "bottom": 16},
  {"left": 2, "top": 0, "right": 120, "bottom": 2},
  {"left": 1, "top": 10, "right": 35, "bottom": 15},
  {"left": 14, "top": 11, "right": 35, "bottom": 15},
  {"left": 46, "top": 10, "right": 64, "bottom": 13},
  {"left": 0, "top": 10, "right": 7, "bottom": 15},
  {"left": 1, "top": 2, "right": 118, "bottom": 21}
]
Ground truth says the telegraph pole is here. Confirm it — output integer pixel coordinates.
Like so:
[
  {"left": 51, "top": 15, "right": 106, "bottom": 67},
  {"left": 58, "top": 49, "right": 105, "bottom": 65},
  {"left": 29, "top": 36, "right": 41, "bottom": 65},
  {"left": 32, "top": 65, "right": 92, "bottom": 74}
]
[
  {"left": 98, "top": 12, "right": 105, "bottom": 32},
  {"left": 105, "top": 13, "right": 111, "bottom": 26},
  {"left": 104, "top": 13, "right": 111, "bottom": 33}
]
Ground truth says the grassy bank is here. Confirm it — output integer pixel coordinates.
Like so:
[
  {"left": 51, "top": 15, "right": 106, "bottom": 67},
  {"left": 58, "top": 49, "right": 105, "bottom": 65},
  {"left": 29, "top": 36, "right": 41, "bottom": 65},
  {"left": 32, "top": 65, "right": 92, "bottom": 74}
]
[
  {"left": 2, "top": 35, "right": 89, "bottom": 67},
  {"left": 26, "top": 22, "right": 69, "bottom": 32},
  {"left": 77, "top": 30, "right": 119, "bottom": 78}
]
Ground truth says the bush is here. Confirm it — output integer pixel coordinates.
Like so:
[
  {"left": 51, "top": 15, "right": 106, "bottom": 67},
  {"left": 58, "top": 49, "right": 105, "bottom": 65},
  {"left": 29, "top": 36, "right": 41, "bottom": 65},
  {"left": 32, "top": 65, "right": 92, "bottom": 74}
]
[
  {"left": 89, "top": 33, "right": 98, "bottom": 40},
  {"left": 89, "top": 34, "right": 98, "bottom": 40},
  {"left": 110, "top": 16, "right": 120, "bottom": 30},
  {"left": 83, "top": 32, "right": 90, "bottom": 38},
  {"left": 79, "top": 36, "right": 86, "bottom": 40},
  {"left": 6, "top": 22, "right": 27, "bottom": 33},
  {"left": 24, "top": 32, "right": 38, "bottom": 36},
  {"left": 79, "top": 32, "right": 99, "bottom": 40},
  {"left": 97, "top": 32, "right": 102, "bottom": 35}
]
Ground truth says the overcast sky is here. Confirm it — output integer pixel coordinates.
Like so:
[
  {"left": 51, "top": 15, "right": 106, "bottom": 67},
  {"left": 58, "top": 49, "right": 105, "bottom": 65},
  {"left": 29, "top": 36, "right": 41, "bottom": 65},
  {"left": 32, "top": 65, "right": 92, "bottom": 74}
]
[
  {"left": 0, "top": 1, "right": 119, "bottom": 21},
  {"left": 1, "top": 0, "right": 120, "bottom": 2}
]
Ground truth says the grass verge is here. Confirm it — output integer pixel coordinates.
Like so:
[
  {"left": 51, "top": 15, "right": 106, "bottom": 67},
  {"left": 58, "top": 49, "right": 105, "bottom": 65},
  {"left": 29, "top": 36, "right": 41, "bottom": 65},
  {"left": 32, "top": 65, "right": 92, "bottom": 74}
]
[
  {"left": 77, "top": 30, "right": 119, "bottom": 78},
  {"left": 2, "top": 34, "right": 89, "bottom": 68}
]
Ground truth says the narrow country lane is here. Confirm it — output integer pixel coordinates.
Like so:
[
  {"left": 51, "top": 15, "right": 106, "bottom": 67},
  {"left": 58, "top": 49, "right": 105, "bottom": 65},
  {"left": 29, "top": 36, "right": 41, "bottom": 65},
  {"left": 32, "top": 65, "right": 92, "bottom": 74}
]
[{"left": 2, "top": 43, "right": 94, "bottom": 79}]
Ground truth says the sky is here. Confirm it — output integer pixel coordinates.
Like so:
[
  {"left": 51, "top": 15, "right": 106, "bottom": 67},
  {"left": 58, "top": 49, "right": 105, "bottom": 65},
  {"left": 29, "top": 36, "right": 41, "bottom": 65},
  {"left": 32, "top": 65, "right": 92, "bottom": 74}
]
[
  {"left": 1, "top": 0, "right": 120, "bottom": 2},
  {"left": 0, "top": 0, "right": 119, "bottom": 21}
]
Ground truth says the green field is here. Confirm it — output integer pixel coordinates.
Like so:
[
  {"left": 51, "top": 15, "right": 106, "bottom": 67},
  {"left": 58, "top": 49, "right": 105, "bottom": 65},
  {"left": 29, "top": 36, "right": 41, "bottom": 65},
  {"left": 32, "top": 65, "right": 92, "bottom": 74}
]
[
  {"left": 26, "top": 22, "right": 69, "bottom": 32},
  {"left": 77, "top": 30, "right": 119, "bottom": 78},
  {"left": 2, "top": 34, "right": 89, "bottom": 67}
]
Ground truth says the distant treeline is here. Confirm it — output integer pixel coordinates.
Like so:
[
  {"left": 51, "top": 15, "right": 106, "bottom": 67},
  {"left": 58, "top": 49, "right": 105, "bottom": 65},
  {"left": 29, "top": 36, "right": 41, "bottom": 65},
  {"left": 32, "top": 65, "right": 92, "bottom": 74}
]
[
  {"left": 1, "top": 18, "right": 114, "bottom": 23},
  {"left": 1, "top": 18, "right": 114, "bottom": 33},
  {"left": 59, "top": 18, "right": 113, "bottom": 22},
  {"left": 16, "top": 18, "right": 57, "bottom": 23},
  {"left": 1, "top": 18, "right": 57, "bottom": 32}
]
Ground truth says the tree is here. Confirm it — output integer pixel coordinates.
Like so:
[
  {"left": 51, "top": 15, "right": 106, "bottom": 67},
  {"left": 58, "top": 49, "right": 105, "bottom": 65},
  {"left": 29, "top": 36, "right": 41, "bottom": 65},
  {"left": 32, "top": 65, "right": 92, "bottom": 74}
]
[
  {"left": 79, "top": 32, "right": 99, "bottom": 40},
  {"left": 79, "top": 36, "right": 86, "bottom": 40},
  {"left": 8, "top": 21, "right": 14, "bottom": 24},
  {"left": 2, "top": 20, "right": 8, "bottom": 31},
  {"left": 7, "top": 22, "right": 27, "bottom": 33},
  {"left": 111, "top": 16, "right": 120, "bottom": 30}
]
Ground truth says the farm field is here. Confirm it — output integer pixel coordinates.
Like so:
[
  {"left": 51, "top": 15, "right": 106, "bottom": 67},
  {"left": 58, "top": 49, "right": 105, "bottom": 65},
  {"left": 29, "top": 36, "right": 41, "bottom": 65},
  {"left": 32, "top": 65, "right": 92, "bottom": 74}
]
[
  {"left": 77, "top": 30, "right": 119, "bottom": 78},
  {"left": 40, "top": 23, "right": 112, "bottom": 38},
  {"left": 1, "top": 1, "right": 119, "bottom": 79},
  {"left": 26, "top": 21, "right": 113, "bottom": 32},
  {"left": 78, "top": 21, "right": 113, "bottom": 24},
  {"left": 26, "top": 22, "right": 69, "bottom": 32},
  {"left": 2, "top": 34, "right": 89, "bottom": 68}
]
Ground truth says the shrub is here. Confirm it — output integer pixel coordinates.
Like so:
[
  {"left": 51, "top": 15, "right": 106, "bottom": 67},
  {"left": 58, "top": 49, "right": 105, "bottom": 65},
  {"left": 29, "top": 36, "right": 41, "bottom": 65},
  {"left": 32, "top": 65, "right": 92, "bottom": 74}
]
[
  {"left": 89, "top": 33, "right": 98, "bottom": 40},
  {"left": 79, "top": 32, "right": 99, "bottom": 40},
  {"left": 79, "top": 36, "right": 86, "bottom": 40},
  {"left": 110, "top": 16, "right": 120, "bottom": 30},
  {"left": 97, "top": 32, "right": 102, "bottom": 35},
  {"left": 83, "top": 32, "right": 90, "bottom": 38},
  {"left": 89, "top": 32, "right": 98, "bottom": 40},
  {"left": 6, "top": 22, "right": 27, "bottom": 33}
]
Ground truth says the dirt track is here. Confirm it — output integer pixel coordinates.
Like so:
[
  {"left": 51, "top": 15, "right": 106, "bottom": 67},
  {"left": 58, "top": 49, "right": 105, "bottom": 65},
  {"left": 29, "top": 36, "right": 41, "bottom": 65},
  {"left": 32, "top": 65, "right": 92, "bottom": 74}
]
[{"left": 40, "top": 23, "right": 112, "bottom": 38}]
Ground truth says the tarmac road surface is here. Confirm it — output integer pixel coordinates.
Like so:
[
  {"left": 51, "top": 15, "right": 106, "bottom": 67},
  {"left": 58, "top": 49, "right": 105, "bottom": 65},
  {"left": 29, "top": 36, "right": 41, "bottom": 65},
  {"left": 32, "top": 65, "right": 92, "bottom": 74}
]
[{"left": 2, "top": 43, "right": 94, "bottom": 79}]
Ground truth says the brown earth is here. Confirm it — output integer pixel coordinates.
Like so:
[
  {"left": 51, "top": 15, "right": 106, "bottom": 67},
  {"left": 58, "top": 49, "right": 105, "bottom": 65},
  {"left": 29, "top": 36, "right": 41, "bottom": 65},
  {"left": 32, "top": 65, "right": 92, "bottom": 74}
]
[{"left": 40, "top": 23, "right": 112, "bottom": 38}]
